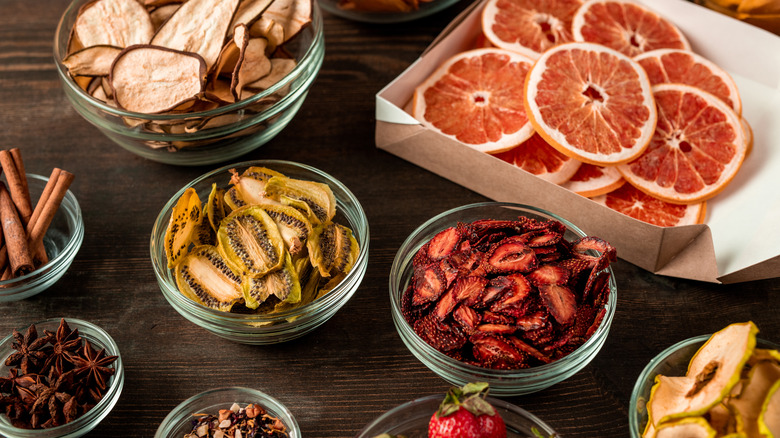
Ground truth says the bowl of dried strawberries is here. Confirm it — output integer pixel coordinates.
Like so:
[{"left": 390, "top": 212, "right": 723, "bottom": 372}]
[
  {"left": 53, "top": 0, "right": 324, "bottom": 166},
  {"left": 150, "top": 160, "right": 369, "bottom": 344},
  {"left": 389, "top": 202, "right": 617, "bottom": 396},
  {"left": 0, "top": 318, "right": 124, "bottom": 437}
]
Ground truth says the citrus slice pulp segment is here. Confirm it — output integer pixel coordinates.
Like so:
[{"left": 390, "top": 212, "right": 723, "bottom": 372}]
[
  {"left": 572, "top": 0, "right": 690, "bottom": 57},
  {"left": 413, "top": 48, "right": 536, "bottom": 153},
  {"left": 481, "top": 0, "right": 583, "bottom": 59},
  {"left": 590, "top": 183, "right": 705, "bottom": 226},
  {"left": 618, "top": 83, "right": 747, "bottom": 204},
  {"left": 524, "top": 42, "right": 657, "bottom": 165},
  {"left": 492, "top": 132, "right": 582, "bottom": 184},
  {"left": 562, "top": 163, "right": 624, "bottom": 197},
  {"left": 635, "top": 48, "right": 742, "bottom": 115}
]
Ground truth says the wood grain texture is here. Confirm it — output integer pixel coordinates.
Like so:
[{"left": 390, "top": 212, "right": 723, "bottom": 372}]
[{"left": 0, "top": 0, "right": 778, "bottom": 436}]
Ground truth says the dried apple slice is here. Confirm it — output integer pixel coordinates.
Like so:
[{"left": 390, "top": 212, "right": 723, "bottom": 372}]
[
  {"left": 654, "top": 417, "right": 717, "bottom": 438},
  {"left": 73, "top": 0, "right": 154, "bottom": 48},
  {"left": 263, "top": 0, "right": 312, "bottom": 43},
  {"left": 728, "top": 361, "right": 780, "bottom": 437},
  {"left": 760, "top": 380, "right": 780, "bottom": 437},
  {"left": 110, "top": 45, "right": 206, "bottom": 113},
  {"left": 150, "top": 0, "right": 240, "bottom": 71},
  {"left": 63, "top": 45, "right": 122, "bottom": 77}
]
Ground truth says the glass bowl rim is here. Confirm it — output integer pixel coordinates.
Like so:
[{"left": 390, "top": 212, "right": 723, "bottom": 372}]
[
  {"left": 0, "top": 173, "right": 83, "bottom": 289},
  {"left": 153, "top": 385, "right": 300, "bottom": 438},
  {"left": 388, "top": 201, "right": 618, "bottom": 377},
  {"left": 52, "top": 0, "right": 325, "bottom": 119},
  {"left": 318, "top": 0, "right": 462, "bottom": 24},
  {"left": 151, "top": 158, "right": 369, "bottom": 325},
  {"left": 0, "top": 317, "right": 124, "bottom": 435}
]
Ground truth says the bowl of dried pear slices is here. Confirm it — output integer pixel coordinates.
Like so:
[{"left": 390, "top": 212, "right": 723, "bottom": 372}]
[
  {"left": 54, "top": 0, "right": 324, "bottom": 166},
  {"left": 150, "top": 160, "right": 369, "bottom": 344}
]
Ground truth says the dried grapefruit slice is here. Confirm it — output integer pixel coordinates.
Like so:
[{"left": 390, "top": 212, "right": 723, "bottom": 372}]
[
  {"left": 590, "top": 183, "right": 705, "bottom": 227},
  {"left": 635, "top": 49, "right": 742, "bottom": 115},
  {"left": 618, "top": 83, "right": 747, "bottom": 204},
  {"left": 413, "top": 48, "right": 536, "bottom": 153},
  {"left": 562, "top": 163, "right": 624, "bottom": 197},
  {"left": 524, "top": 42, "right": 657, "bottom": 165},
  {"left": 481, "top": 0, "right": 583, "bottom": 59},
  {"left": 572, "top": 0, "right": 690, "bottom": 57},
  {"left": 492, "top": 133, "right": 582, "bottom": 184}
]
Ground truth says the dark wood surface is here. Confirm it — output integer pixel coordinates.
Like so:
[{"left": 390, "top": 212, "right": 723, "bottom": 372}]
[{"left": 1, "top": 1, "right": 779, "bottom": 436}]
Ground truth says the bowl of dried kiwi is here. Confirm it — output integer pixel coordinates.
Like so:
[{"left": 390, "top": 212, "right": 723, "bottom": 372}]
[{"left": 150, "top": 160, "right": 369, "bottom": 344}]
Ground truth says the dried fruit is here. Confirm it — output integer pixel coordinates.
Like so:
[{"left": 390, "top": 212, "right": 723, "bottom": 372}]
[
  {"left": 175, "top": 245, "right": 244, "bottom": 311},
  {"left": 260, "top": 204, "right": 312, "bottom": 256},
  {"left": 428, "top": 382, "right": 507, "bottom": 438},
  {"left": 217, "top": 206, "right": 286, "bottom": 277},
  {"left": 402, "top": 216, "right": 613, "bottom": 370},
  {"left": 164, "top": 187, "right": 202, "bottom": 268},
  {"left": 264, "top": 176, "right": 336, "bottom": 225},
  {"left": 307, "top": 222, "right": 358, "bottom": 277},
  {"left": 243, "top": 252, "right": 301, "bottom": 309}
]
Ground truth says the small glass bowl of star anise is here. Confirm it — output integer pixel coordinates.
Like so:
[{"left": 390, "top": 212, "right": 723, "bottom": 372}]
[{"left": 0, "top": 317, "right": 124, "bottom": 437}]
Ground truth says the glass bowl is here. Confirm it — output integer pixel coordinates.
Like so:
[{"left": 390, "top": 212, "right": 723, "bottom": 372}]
[
  {"left": 0, "top": 174, "right": 84, "bottom": 302},
  {"left": 319, "top": 0, "right": 463, "bottom": 23},
  {"left": 355, "top": 394, "right": 557, "bottom": 437},
  {"left": 154, "top": 387, "right": 300, "bottom": 438},
  {"left": 0, "top": 318, "right": 124, "bottom": 438},
  {"left": 389, "top": 202, "right": 618, "bottom": 396},
  {"left": 150, "top": 159, "right": 369, "bottom": 344},
  {"left": 53, "top": 0, "right": 325, "bottom": 166},
  {"left": 629, "top": 335, "right": 779, "bottom": 437}
]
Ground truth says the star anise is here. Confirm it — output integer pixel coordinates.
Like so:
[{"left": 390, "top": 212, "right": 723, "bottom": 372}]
[
  {"left": 68, "top": 340, "right": 117, "bottom": 393},
  {"left": 0, "top": 368, "right": 20, "bottom": 393},
  {"left": 41, "top": 318, "right": 81, "bottom": 377},
  {"left": 5, "top": 324, "right": 50, "bottom": 374},
  {"left": 28, "top": 370, "right": 75, "bottom": 429}
]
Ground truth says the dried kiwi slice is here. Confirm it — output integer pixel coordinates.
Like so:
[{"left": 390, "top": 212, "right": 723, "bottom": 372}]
[
  {"left": 174, "top": 245, "right": 243, "bottom": 311},
  {"left": 306, "top": 222, "right": 359, "bottom": 278},
  {"left": 164, "top": 187, "right": 202, "bottom": 268},
  {"left": 217, "top": 205, "right": 285, "bottom": 277},
  {"left": 260, "top": 204, "right": 312, "bottom": 256},
  {"left": 206, "top": 182, "right": 227, "bottom": 233},
  {"left": 243, "top": 252, "right": 301, "bottom": 310},
  {"left": 264, "top": 176, "right": 336, "bottom": 224},
  {"left": 224, "top": 166, "right": 286, "bottom": 211}
]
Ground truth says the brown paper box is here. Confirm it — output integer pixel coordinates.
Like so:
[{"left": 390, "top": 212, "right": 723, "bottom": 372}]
[{"left": 375, "top": 0, "right": 780, "bottom": 284}]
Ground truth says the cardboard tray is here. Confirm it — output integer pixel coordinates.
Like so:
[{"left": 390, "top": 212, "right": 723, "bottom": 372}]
[{"left": 375, "top": 0, "right": 780, "bottom": 283}]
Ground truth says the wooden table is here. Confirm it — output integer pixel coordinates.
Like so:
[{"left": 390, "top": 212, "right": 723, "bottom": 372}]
[{"left": 1, "top": 1, "right": 778, "bottom": 436}]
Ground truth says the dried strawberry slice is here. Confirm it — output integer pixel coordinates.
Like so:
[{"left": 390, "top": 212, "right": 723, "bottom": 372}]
[
  {"left": 451, "top": 276, "right": 487, "bottom": 305},
  {"left": 438, "top": 259, "right": 459, "bottom": 289},
  {"left": 477, "top": 324, "right": 516, "bottom": 335},
  {"left": 518, "top": 230, "right": 563, "bottom": 247},
  {"left": 538, "top": 284, "right": 577, "bottom": 326},
  {"left": 486, "top": 239, "right": 538, "bottom": 273},
  {"left": 586, "top": 308, "right": 607, "bottom": 338},
  {"left": 481, "top": 310, "right": 514, "bottom": 325},
  {"left": 490, "top": 273, "right": 531, "bottom": 311},
  {"left": 453, "top": 305, "right": 480, "bottom": 334},
  {"left": 446, "top": 249, "right": 483, "bottom": 276},
  {"left": 411, "top": 264, "right": 447, "bottom": 306},
  {"left": 470, "top": 332, "right": 526, "bottom": 368},
  {"left": 515, "top": 311, "right": 548, "bottom": 331},
  {"left": 583, "top": 269, "right": 610, "bottom": 304},
  {"left": 557, "top": 257, "right": 595, "bottom": 279},
  {"left": 477, "top": 276, "right": 512, "bottom": 308},
  {"left": 412, "top": 242, "right": 431, "bottom": 267},
  {"left": 427, "top": 226, "right": 462, "bottom": 260},
  {"left": 433, "top": 289, "right": 458, "bottom": 321},
  {"left": 414, "top": 313, "right": 467, "bottom": 352},
  {"left": 507, "top": 336, "right": 552, "bottom": 364},
  {"left": 527, "top": 264, "right": 570, "bottom": 286}
]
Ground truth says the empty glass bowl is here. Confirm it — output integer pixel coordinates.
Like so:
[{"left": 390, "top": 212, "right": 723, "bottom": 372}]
[
  {"left": 0, "top": 174, "right": 84, "bottom": 302},
  {"left": 150, "top": 160, "right": 369, "bottom": 344},
  {"left": 53, "top": 0, "right": 325, "bottom": 166},
  {"left": 389, "top": 202, "right": 617, "bottom": 396}
]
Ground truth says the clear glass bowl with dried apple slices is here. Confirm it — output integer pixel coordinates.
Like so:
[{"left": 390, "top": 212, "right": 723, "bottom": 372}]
[
  {"left": 53, "top": 0, "right": 324, "bottom": 166},
  {"left": 150, "top": 160, "right": 369, "bottom": 344}
]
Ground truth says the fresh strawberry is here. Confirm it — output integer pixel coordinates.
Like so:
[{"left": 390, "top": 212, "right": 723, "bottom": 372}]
[{"left": 428, "top": 382, "right": 507, "bottom": 438}]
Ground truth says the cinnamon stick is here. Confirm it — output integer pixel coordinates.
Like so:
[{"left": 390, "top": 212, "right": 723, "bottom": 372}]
[
  {"left": 0, "top": 150, "right": 32, "bottom": 225},
  {"left": 9, "top": 149, "right": 31, "bottom": 214},
  {"left": 0, "top": 183, "right": 33, "bottom": 277},
  {"left": 26, "top": 168, "right": 62, "bottom": 265},
  {"left": 28, "top": 171, "right": 74, "bottom": 252}
]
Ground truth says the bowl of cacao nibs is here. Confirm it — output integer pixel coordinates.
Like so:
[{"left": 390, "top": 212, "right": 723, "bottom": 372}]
[
  {"left": 154, "top": 386, "right": 299, "bottom": 438},
  {"left": 0, "top": 318, "right": 124, "bottom": 437},
  {"left": 151, "top": 160, "right": 369, "bottom": 344},
  {"left": 389, "top": 202, "right": 617, "bottom": 396},
  {"left": 53, "top": 0, "right": 325, "bottom": 166}
]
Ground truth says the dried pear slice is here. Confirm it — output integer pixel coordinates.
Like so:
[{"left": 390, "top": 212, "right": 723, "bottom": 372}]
[
  {"left": 306, "top": 222, "right": 358, "bottom": 278},
  {"left": 729, "top": 361, "right": 780, "bottom": 437},
  {"left": 164, "top": 187, "right": 202, "bottom": 268},
  {"left": 63, "top": 45, "right": 122, "bottom": 77},
  {"left": 174, "top": 245, "right": 243, "bottom": 312},
  {"left": 759, "top": 379, "right": 780, "bottom": 437},
  {"left": 150, "top": 4, "right": 181, "bottom": 30},
  {"left": 150, "top": 0, "right": 240, "bottom": 71},
  {"left": 217, "top": 205, "right": 285, "bottom": 277},
  {"left": 244, "top": 58, "right": 296, "bottom": 92},
  {"left": 211, "top": 24, "right": 249, "bottom": 86},
  {"left": 229, "top": 0, "right": 276, "bottom": 33},
  {"left": 654, "top": 417, "right": 717, "bottom": 438},
  {"left": 262, "top": 0, "right": 312, "bottom": 44},
  {"left": 73, "top": 0, "right": 154, "bottom": 49},
  {"left": 646, "top": 322, "right": 758, "bottom": 433},
  {"left": 232, "top": 38, "right": 272, "bottom": 100},
  {"left": 110, "top": 45, "right": 206, "bottom": 114},
  {"left": 206, "top": 183, "right": 227, "bottom": 233},
  {"left": 264, "top": 176, "right": 336, "bottom": 224},
  {"left": 259, "top": 204, "right": 312, "bottom": 256},
  {"left": 243, "top": 252, "right": 300, "bottom": 309},
  {"left": 248, "top": 17, "right": 285, "bottom": 53}
]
